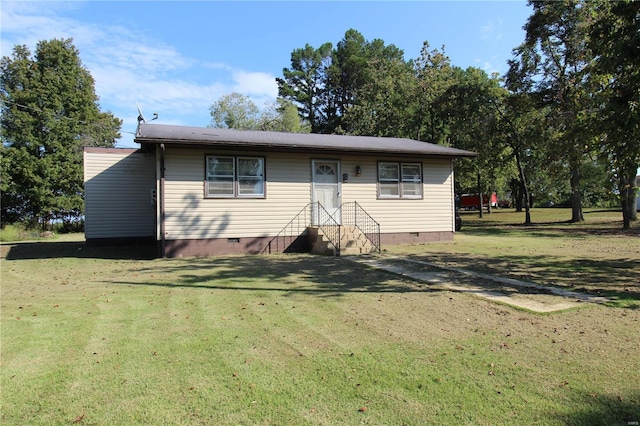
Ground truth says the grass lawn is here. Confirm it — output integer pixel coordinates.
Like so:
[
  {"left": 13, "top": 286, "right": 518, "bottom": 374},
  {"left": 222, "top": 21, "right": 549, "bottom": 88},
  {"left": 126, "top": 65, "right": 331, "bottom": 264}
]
[
  {"left": 1, "top": 209, "right": 639, "bottom": 425},
  {"left": 387, "top": 208, "right": 640, "bottom": 307}
]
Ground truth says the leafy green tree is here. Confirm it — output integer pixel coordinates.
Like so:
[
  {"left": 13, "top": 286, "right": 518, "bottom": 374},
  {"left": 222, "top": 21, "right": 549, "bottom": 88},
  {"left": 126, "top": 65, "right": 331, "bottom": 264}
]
[
  {"left": 209, "top": 93, "right": 310, "bottom": 133},
  {"left": 342, "top": 54, "right": 415, "bottom": 137},
  {"left": 278, "top": 30, "right": 405, "bottom": 135},
  {"left": 326, "top": 29, "right": 406, "bottom": 134},
  {"left": 437, "top": 67, "right": 512, "bottom": 211},
  {"left": 258, "top": 98, "right": 311, "bottom": 133},
  {"left": 209, "top": 92, "right": 260, "bottom": 129},
  {"left": 412, "top": 42, "right": 457, "bottom": 144},
  {"left": 589, "top": 0, "right": 640, "bottom": 228},
  {"left": 502, "top": 94, "right": 555, "bottom": 223},
  {"left": 0, "top": 38, "right": 121, "bottom": 229},
  {"left": 507, "top": 0, "right": 597, "bottom": 223}
]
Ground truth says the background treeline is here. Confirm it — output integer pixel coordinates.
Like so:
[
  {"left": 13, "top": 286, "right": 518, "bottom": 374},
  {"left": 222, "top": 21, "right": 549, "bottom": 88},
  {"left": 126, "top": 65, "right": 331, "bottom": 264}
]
[
  {"left": 274, "top": 1, "right": 639, "bottom": 228},
  {"left": 1, "top": 0, "right": 638, "bottom": 231}
]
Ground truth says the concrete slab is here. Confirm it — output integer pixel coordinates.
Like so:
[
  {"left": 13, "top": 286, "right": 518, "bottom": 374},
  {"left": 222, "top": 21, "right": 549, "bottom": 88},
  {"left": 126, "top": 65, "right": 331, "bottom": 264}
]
[{"left": 351, "top": 257, "right": 611, "bottom": 313}]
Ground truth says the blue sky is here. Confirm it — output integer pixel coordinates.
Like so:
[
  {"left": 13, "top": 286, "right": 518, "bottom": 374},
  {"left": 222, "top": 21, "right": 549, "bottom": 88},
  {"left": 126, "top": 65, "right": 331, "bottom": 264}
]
[{"left": 1, "top": 1, "right": 533, "bottom": 147}]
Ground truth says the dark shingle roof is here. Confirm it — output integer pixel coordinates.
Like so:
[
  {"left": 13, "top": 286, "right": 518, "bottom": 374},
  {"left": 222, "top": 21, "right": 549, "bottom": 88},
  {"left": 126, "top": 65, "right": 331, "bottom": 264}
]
[{"left": 135, "top": 124, "right": 477, "bottom": 158}]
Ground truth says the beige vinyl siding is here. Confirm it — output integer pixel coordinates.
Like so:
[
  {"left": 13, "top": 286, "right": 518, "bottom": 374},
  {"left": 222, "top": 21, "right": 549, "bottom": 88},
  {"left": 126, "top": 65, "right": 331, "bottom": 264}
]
[
  {"left": 163, "top": 149, "right": 311, "bottom": 240},
  {"left": 340, "top": 157, "right": 454, "bottom": 233},
  {"left": 163, "top": 149, "right": 455, "bottom": 240},
  {"left": 84, "top": 148, "right": 156, "bottom": 239}
]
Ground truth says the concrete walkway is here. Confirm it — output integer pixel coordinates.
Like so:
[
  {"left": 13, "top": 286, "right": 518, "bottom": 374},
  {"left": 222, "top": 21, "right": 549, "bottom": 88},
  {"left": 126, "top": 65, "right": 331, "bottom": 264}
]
[{"left": 350, "top": 256, "right": 611, "bottom": 313}]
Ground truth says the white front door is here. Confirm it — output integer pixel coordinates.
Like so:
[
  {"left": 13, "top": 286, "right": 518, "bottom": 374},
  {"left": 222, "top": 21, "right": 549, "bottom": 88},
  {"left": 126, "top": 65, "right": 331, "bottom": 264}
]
[{"left": 312, "top": 160, "right": 341, "bottom": 225}]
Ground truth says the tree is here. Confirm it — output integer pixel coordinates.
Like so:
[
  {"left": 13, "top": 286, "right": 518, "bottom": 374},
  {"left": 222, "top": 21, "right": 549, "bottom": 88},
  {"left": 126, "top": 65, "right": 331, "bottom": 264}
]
[
  {"left": 437, "top": 67, "right": 513, "bottom": 216},
  {"left": 209, "top": 93, "right": 310, "bottom": 133},
  {"left": 277, "top": 43, "right": 332, "bottom": 133},
  {"left": 497, "top": 93, "right": 553, "bottom": 224},
  {"left": 507, "top": 0, "right": 597, "bottom": 223},
  {"left": 412, "top": 42, "right": 457, "bottom": 144},
  {"left": 0, "top": 38, "right": 121, "bottom": 229},
  {"left": 341, "top": 54, "right": 415, "bottom": 138},
  {"left": 326, "top": 29, "right": 406, "bottom": 134},
  {"left": 589, "top": 0, "right": 640, "bottom": 229},
  {"left": 209, "top": 92, "right": 260, "bottom": 130},
  {"left": 258, "top": 98, "right": 311, "bottom": 133},
  {"left": 278, "top": 30, "right": 406, "bottom": 135}
]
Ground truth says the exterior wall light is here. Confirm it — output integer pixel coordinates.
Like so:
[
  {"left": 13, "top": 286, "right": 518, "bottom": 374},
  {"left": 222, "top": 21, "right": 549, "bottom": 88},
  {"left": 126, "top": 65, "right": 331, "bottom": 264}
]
[{"left": 355, "top": 165, "right": 362, "bottom": 176}]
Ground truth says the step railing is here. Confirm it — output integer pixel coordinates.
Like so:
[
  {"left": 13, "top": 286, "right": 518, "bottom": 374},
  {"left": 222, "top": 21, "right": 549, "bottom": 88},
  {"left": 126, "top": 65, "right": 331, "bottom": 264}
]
[
  {"left": 262, "top": 203, "right": 313, "bottom": 254},
  {"left": 263, "top": 201, "right": 379, "bottom": 255},
  {"left": 262, "top": 202, "right": 342, "bottom": 255},
  {"left": 334, "top": 201, "right": 381, "bottom": 253},
  {"left": 312, "top": 202, "right": 341, "bottom": 256}
]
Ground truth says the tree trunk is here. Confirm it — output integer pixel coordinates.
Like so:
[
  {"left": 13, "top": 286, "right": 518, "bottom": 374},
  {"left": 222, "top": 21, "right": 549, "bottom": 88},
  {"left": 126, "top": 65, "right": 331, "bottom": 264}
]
[
  {"left": 511, "top": 179, "right": 523, "bottom": 212},
  {"left": 620, "top": 166, "right": 638, "bottom": 230},
  {"left": 477, "top": 170, "right": 483, "bottom": 219},
  {"left": 569, "top": 161, "right": 584, "bottom": 223},
  {"left": 622, "top": 193, "right": 631, "bottom": 230},
  {"left": 514, "top": 149, "right": 531, "bottom": 225},
  {"left": 626, "top": 172, "right": 637, "bottom": 222}
]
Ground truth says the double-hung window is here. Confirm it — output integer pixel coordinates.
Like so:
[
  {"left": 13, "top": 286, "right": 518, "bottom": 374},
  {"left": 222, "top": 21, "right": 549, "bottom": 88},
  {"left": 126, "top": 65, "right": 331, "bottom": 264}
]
[
  {"left": 378, "top": 162, "right": 422, "bottom": 199},
  {"left": 206, "top": 155, "right": 264, "bottom": 198}
]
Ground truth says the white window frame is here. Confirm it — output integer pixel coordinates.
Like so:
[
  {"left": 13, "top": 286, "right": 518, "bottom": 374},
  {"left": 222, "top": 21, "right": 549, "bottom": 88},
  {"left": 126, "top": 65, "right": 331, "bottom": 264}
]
[
  {"left": 205, "top": 155, "right": 265, "bottom": 198},
  {"left": 377, "top": 161, "right": 423, "bottom": 199}
]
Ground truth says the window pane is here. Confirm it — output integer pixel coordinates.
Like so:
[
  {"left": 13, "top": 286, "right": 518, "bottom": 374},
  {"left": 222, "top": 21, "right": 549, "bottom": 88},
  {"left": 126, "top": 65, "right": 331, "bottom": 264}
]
[
  {"left": 379, "top": 163, "right": 399, "bottom": 180},
  {"left": 238, "top": 158, "right": 264, "bottom": 196},
  {"left": 402, "top": 183, "right": 421, "bottom": 197},
  {"left": 402, "top": 163, "right": 422, "bottom": 197},
  {"left": 238, "top": 158, "right": 263, "bottom": 177},
  {"left": 402, "top": 164, "right": 421, "bottom": 182},
  {"left": 380, "top": 182, "right": 400, "bottom": 197},
  {"left": 208, "top": 178, "right": 234, "bottom": 196},
  {"left": 238, "top": 177, "right": 264, "bottom": 195},
  {"left": 316, "top": 164, "right": 335, "bottom": 175},
  {"left": 207, "top": 156, "right": 235, "bottom": 196},
  {"left": 207, "top": 157, "right": 234, "bottom": 177}
]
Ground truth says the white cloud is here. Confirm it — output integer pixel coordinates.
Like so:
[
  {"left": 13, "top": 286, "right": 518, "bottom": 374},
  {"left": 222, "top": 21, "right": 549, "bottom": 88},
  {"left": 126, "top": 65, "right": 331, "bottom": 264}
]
[
  {"left": 480, "top": 18, "right": 505, "bottom": 41},
  {"left": 231, "top": 70, "right": 279, "bottom": 98},
  {"left": 1, "top": 1, "right": 278, "bottom": 147}
]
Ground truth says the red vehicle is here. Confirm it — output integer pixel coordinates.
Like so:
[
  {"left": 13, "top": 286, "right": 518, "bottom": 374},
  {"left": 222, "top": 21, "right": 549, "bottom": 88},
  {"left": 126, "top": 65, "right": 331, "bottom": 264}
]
[{"left": 458, "top": 193, "right": 498, "bottom": 211}]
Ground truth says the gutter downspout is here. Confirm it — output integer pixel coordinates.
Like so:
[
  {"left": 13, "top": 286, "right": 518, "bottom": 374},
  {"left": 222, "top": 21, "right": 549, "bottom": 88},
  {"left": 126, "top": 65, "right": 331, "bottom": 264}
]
[{"left": 160, "top": 143, "right": 166, "bottom": 257}]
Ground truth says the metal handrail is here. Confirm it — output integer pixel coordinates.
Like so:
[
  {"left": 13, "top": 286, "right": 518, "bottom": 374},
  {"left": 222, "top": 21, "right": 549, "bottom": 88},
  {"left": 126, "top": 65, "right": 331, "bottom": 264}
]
[
  {"left": 335, "top": 201, "right": 381, "bottom": 253},
  {"left": 262, "top": 203, "right": 313, "bottom": 254},
  {"left": 263, "top": 201, "right": 379, "bottom": 255},
  {"left": 313, "top": 202, "right": 341, "bottom": 256}
]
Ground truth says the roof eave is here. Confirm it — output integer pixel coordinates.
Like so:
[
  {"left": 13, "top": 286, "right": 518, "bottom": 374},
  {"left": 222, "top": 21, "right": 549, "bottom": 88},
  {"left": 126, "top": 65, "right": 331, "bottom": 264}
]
[{"left": 135, "top": 137, "right": 478, "bottom": 158}]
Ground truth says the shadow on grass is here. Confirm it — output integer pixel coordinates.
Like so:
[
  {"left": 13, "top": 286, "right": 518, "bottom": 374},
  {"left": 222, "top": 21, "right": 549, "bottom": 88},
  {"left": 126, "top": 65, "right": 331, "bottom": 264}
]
[
  {"left": 552, "top": 391, "right": 640, "bottom": 426},
  {"left": 3, "top": 240, "right": 637, "bottom": 305},
  {"left": 458, "top": 211, "right": 640, "bottom": 238},
  {"left": 461, "top": 226, "right": 640, "bottom": 239},
  {"left": 2, "top": 241, "right": 157, "bottom": 260},
  {"left": 102, "top": 255, "right": 446, "bottom": 298},
  {"left": 406, "top": 252, "right": 640, "bottom": 305}
]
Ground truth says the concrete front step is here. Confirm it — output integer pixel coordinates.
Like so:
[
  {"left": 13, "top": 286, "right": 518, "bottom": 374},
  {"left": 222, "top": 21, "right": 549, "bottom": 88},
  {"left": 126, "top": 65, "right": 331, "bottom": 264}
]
[
  {"left": 308, "top": 225, "right": 374, "bottom": 256},
  {"left": 340, "top": 246, "right": 374, "bottom": 255}
]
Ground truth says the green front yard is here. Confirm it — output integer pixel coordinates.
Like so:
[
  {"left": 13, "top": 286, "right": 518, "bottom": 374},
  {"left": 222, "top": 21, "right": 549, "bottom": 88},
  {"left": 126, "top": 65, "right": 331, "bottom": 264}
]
[{"left": 1, "top": 209, "right": 639, "bottom": 425}]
